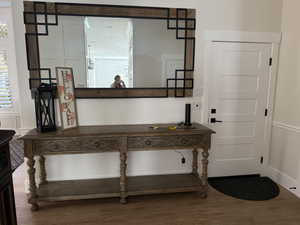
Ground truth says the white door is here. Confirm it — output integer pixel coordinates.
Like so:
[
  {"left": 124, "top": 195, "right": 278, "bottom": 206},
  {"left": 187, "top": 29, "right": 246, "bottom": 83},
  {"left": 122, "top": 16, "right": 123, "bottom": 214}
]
[{"left": 208, "top": 42, "right": 271, "bottom": 177}]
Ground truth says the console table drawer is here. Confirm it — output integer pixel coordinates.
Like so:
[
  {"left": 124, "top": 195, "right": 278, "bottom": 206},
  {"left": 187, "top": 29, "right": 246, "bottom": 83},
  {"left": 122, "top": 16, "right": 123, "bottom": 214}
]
[
  {"left": 35, "top": 139, "right": 80, "bottom": 154},
  {"left": 80, "top": 137, "right": 120, "bottom": 152},
  {"left": 128, "top": 135, "right": 201, "bottom": 149},
  {"left": 35, "top": 137, "right": 120, "bottom": 154}
]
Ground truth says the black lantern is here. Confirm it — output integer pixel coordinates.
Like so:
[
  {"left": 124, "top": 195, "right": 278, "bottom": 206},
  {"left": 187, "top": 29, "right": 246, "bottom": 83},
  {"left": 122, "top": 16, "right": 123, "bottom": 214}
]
[{"left": 33, "top": 83, "right": 57, "bottom": 132}]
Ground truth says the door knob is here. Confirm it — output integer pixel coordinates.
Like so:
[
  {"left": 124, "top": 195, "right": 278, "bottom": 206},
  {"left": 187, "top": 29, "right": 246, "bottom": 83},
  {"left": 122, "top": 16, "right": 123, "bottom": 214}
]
[{"left": 210, "top": 118, "right": 223, "bottom": 123}]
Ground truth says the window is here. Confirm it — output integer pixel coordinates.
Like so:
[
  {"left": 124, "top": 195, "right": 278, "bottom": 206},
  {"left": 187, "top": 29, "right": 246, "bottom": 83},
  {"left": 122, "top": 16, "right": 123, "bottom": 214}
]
[
  {"left": 0, "top": 9, "right": 20, "bottom": 131},
  {"left": 0, "top": 46, "right": 12, "bottom": 109}
]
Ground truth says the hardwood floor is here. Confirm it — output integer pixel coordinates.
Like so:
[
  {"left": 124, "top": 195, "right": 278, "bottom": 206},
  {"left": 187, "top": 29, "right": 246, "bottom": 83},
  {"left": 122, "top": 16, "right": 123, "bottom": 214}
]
[{"left": 13, "top": 165, "right": 300, "bottom": 225}]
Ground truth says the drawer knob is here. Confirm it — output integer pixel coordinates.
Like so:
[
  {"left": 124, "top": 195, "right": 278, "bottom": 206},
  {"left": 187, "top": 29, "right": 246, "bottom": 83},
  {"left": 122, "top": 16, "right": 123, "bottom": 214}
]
[
  {"left": 181, "top": 138, "right": 189, "bottom": 145},
  {"left": 145, "top": 140, "right": 152, "bottom": 146},
  {"left": 94, "top": 142, "right": 101, "bottom": 148}
]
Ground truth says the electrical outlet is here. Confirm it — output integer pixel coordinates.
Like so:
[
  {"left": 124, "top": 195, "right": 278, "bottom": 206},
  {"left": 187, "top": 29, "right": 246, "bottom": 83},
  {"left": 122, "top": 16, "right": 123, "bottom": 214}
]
[{"left": 192, "top": 102, "right": 201, "bottom": 111}]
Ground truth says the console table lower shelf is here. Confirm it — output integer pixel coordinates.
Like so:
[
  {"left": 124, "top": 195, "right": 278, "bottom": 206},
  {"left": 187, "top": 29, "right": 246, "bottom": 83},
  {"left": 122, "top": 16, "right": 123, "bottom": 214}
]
[{"left": 36, "top": 174, "right": 205, "bottom": 202}]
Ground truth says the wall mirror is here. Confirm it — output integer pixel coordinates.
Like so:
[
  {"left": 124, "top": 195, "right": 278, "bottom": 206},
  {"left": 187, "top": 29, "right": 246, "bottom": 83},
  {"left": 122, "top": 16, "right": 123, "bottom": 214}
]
[{"left": 24, "top": 2, "right": 196, "bottom": 98}]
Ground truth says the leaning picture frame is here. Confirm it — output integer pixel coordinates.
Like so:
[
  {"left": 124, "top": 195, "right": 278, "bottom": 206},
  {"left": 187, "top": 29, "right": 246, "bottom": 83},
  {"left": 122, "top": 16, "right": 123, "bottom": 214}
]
[{"left": 55, "top": 67, "right": 78, "bottom": 130}]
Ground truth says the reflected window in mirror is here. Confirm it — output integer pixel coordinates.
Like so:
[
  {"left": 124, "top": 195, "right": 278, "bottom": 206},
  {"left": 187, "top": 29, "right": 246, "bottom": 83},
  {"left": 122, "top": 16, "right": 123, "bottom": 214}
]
[{"left": 38, "top": 16, "right": 185, "bottom": 89}]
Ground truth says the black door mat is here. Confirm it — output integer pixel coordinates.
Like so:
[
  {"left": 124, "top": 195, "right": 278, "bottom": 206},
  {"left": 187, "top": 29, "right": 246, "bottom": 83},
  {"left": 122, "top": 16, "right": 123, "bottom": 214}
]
[{"left": 208, "top": 175, "right": 280, "bottom": 201}]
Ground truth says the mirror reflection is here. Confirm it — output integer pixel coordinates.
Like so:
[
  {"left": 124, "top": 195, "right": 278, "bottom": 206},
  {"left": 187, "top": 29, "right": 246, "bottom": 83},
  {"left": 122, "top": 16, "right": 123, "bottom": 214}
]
[{"left": 38, "top": 16, "right": 185, "bottom": 88}]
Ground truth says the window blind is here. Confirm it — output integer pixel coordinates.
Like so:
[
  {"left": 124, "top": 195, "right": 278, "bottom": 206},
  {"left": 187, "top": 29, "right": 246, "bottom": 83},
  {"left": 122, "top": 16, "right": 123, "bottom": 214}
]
[{"left": 0, "top": 50, "right": 12, "bottom": 108}]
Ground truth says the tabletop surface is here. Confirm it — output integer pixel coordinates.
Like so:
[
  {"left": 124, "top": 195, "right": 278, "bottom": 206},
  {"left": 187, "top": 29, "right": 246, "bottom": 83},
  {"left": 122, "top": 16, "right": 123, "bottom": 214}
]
[{"left": 21, "top": 123, "right": 215, "bottom": 139}]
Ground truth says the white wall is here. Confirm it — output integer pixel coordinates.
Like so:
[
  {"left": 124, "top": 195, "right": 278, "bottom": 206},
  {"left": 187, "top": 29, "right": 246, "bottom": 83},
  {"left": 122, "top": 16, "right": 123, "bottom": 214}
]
[
  {"left": 198, "top": 0, "right": 282, "bottom": 32},
  {"left": 268, "top": 0, "right": 300, "bottom": 197},
  {"left": 12, "top": 0, "right": 282, "bottom": 181},
  {"left": 273, "top": 0, "right": 300, "bottom": 127}
]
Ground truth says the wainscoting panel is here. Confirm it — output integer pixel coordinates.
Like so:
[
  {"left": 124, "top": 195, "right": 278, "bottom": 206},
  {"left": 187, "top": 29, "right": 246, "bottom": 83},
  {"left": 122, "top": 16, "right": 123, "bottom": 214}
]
[
  {"left": 268, "top": 121, "right": 300, "bottom": 197},
  {"left": 0, "top": 113, "right": 20, "bottom": 133}
]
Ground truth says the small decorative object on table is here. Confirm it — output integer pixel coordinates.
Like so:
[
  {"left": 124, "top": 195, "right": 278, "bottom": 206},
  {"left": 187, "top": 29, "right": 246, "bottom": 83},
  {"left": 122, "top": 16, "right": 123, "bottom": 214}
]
[
  {"left": 56, "top": 67, "right": 78, "bottom": 130},
  {"left": 184, "top": 103, "right": 192, "bottom": 126},
  {"left": 33, "top": 83, "right": 57, "bottom": 133}
]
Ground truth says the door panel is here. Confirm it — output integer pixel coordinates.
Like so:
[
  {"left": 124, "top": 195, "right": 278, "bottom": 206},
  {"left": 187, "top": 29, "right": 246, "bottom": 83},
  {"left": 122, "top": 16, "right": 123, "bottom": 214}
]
[{"left": 208, "top": 42, "right": 271, "bottom": 177}]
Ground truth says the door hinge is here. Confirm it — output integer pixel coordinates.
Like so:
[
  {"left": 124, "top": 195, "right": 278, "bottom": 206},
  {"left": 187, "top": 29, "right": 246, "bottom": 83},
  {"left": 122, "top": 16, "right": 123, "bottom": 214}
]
[
  {"left": 265, "top": 109, "right": 268, "bottom": 117},
  {"left": 260, "top": 157, "right": 264, "bottom": 164},
  {"left": 269, "top": 58, "right": 273, "bottom": 66}
]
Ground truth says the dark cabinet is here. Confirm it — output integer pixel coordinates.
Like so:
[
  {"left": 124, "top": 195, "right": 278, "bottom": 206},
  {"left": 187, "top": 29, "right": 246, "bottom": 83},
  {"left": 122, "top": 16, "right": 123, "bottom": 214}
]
[{"left": 0, "top": 130, "right": 17, "bottom": 225}]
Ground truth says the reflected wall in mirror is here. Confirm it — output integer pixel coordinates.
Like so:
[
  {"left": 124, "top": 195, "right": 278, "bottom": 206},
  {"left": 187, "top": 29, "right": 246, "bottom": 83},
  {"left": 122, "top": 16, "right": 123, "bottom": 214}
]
[
  {"left": 38, "top": 16, "right": 185, "bottom": 88},
  {"left": 24, "top": 2, "right": 196, "bottom": 98}
]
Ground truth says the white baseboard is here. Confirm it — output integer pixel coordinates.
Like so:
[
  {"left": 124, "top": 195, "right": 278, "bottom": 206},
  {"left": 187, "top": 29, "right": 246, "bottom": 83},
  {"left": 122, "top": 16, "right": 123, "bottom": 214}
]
[{"left": 267, "top": 166, "right": 299, "bottom": 197}]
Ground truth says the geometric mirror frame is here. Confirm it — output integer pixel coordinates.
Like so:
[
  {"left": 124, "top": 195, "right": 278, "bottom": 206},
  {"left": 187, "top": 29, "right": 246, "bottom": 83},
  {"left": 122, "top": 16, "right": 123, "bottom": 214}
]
[{"left": 24, "top": 1, "right": 196, "bottom": 98}]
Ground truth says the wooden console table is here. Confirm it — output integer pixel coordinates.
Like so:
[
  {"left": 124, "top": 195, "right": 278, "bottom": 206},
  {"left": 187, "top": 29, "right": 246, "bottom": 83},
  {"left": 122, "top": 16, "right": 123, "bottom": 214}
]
[{"left": 21, "top": 123, "right": 214, "bottom": 211}]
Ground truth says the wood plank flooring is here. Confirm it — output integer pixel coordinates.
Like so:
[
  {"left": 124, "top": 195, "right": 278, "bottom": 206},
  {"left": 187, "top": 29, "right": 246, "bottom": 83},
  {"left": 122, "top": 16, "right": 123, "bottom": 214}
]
[{"left": 13, "top": 165, "right": 300, "bottom": 225}]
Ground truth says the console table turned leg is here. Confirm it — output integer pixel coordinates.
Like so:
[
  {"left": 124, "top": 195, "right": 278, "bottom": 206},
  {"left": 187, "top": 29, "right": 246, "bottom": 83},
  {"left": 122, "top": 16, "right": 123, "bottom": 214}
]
[
  {"left": 192, "top": 148, "right": 199, "bottom": 176},
  {"left": 200, "top": 148, "right": 209, "bottom": 199},
  {"left": 120, "top": 152, "right": 128, "bottom": 204},
  {"left": 27, "top": 156, "right": 39, "bottom": 211},
  {"left": 39, "top": 155, "right": 47, "bottom": 185}
]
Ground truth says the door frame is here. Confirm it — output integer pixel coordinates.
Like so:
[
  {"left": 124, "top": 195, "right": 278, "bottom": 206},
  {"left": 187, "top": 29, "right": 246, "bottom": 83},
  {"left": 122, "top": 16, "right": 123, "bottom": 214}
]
[{"left": 202, "top": 30, "right": 282, "bottom": 176}]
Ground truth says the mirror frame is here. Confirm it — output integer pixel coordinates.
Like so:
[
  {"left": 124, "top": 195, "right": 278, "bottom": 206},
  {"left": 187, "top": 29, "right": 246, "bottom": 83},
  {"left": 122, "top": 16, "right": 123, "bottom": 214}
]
[{"left": 24, "top": 1, "right": 196, "bottom": 98}]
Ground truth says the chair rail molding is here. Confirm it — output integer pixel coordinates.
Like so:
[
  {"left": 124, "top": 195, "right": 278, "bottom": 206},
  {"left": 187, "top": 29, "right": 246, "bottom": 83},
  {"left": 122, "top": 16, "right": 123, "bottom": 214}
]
[{"left": 272, "top": 121, "right": 300, "bottom": 134}]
